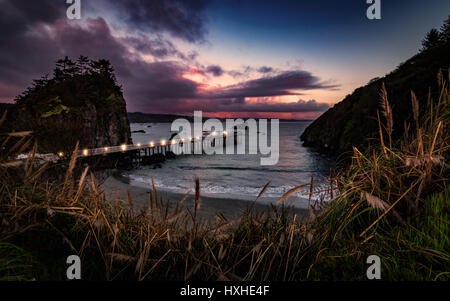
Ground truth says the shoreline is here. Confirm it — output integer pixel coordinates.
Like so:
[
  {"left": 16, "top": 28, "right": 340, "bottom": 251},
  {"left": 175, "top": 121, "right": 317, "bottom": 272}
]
[{"left": 99, "top": 170, "right": 309, "bottom": 221}]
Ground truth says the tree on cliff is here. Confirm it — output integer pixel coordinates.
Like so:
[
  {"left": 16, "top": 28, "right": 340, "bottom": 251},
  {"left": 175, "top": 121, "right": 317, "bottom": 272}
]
[
  {"left": 420, "top": 16, "right": 450, "bottom": 52},
  {"left": 421, "top": 28, "right": 442, "bottom": 51},
  {"left": 440, "top": 14, "right": 450, "bottom": 43},
  {"left": 76, "top": 56, "right": 90, "bottom": 75},
  {"left": 16, "top": 56, "right": 123, "bottom": 108}
]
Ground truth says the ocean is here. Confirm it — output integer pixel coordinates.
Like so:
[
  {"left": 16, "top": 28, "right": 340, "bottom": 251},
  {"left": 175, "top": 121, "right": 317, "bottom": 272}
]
[{"left": 123, "top": 121, "right": 333, "bottom": 209}]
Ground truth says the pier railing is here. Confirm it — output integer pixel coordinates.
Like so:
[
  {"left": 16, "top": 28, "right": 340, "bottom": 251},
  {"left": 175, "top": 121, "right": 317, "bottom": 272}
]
[
  {"left": 5, "top": 131, "right": 243, "bottom": 167},
  {"left": 75, "top": 131, "right": 242, "bottom": 159}
]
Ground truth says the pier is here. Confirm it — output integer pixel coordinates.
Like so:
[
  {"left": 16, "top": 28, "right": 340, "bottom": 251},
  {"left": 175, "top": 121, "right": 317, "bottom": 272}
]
[
  {"left": 2, "top": 130, "right": 243, "bottom": 169},
  {"left": 75, "top": 131, "right": 242, "bottom": 168}
]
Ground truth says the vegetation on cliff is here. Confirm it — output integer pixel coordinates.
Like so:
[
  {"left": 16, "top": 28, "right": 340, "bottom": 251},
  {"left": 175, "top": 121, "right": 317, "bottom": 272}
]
[
  {"left": 301, "top": 16, "right": 450, "bottom": 157},
  {"left": 3, "top": 56, "right": 131, "bottom": 154},
  {"left": 15, "top": 56, "right": 122, "bottom": 109}
]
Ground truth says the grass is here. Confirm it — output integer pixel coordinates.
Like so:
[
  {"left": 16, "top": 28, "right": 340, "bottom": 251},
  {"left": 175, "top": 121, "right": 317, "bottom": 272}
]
[
  {"left": 0, "top": 71, "right": 448, "bottom": 281},
  {"left": 0, "top": 243, "right": 33, "bottom": 281}
]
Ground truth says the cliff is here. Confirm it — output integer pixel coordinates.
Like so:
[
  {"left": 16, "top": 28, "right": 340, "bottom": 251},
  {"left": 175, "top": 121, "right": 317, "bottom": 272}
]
[
  {"left": 300, "top": 42, "right": 450, "bottom": 156},
  {"left": 3, "top": 57, "right": 132, "bottom": 154}
]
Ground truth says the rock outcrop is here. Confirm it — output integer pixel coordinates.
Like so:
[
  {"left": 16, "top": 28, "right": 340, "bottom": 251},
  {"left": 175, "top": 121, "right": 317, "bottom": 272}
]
[
  {"left": 3, "top": 56, "right": 132, "bottom": 153},
  {"left": 9, "top": 93, "right": 132, "bottom": 154}
]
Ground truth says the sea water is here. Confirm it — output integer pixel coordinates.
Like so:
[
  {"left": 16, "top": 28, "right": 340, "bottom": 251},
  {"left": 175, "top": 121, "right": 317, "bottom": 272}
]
[{"left": 124, "top": 122, "right": 333, "bottom": 209}]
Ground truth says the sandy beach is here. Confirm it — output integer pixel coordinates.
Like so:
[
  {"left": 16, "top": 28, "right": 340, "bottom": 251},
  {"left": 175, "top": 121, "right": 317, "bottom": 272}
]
[{"left": 99, "top": 171, "right": 308, "bottom": 222}]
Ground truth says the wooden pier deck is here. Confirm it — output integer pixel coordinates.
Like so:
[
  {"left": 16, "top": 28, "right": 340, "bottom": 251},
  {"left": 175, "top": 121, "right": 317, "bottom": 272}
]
[
  {"left": 75, "top": 131, "right": 241, "bottom": 167},
  {"left": 2, "top": 131, "right": 242, "bottom": 168}
]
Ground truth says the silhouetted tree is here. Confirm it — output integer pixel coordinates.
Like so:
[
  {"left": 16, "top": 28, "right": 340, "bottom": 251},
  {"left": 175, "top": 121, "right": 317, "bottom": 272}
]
[
  {"left": 54, "top": 56, "right": 77, "bottom": 81},
  {"left": 90, "top": 59, "right": 115, "bottom": 79},
  {"left": 421, "top": 28, "right": 442, "bottom": 51},
  {"left": 15, "top": 56, "right": 122, "bottom": 107},
  {"left": 440, "top": 14, "right": 450, "bottom": 43},
  {"left": 76, "top": 56, "right": 91, "bottom": 75}
]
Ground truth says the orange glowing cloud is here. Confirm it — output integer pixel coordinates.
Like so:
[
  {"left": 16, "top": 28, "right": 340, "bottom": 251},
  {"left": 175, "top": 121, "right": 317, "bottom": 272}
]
[
  {"left": 199, "top": 83, "right": 222, "bottom": 91},
  {"left": 181, "top": 67, "right": 207, "bottom": 84},
  {"left": 244, "top": 95, "right": 300, "bottom": 104},
  {"left": 182, "top": 67, "right": 227, "bottom": 91}
]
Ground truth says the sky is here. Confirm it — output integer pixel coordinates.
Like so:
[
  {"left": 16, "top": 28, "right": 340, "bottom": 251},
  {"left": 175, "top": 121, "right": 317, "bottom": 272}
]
[{"left": 0, "top": 0, "right": 449, "bottom": 119}]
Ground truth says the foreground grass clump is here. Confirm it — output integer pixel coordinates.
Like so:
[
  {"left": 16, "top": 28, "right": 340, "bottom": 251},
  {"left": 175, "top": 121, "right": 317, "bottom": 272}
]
[{"left": 0, "top": 72, "right": 448, "bottom": 281}]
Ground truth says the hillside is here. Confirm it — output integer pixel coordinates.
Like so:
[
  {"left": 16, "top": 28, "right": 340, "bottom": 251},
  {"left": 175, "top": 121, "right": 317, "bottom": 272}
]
[{"left": 300, "top": 42, "right": 450, "bottom": 156}]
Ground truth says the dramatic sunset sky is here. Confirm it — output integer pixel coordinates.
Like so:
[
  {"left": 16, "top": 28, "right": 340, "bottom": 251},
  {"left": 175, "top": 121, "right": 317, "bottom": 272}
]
[{"left": 0, "top": 0, "right": 449, "bottom": 119}]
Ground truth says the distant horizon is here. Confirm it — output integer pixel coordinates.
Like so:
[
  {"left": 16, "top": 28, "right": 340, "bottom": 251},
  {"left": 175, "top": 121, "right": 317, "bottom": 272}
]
[
  {"left": 0, "top": 101, "right": 316, "bottom": 121},
  {"left": 127, "top": 111, "right": 315, "bottom": 121}
]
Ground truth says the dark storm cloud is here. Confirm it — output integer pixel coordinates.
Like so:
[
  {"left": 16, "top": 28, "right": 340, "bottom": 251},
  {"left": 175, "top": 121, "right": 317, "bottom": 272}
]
[
  {"left": 3, "top": 0, "right": 64, "bottom": 25},
  {"left": 0, "top": 1, "right": 198, "bottom": 104},
  {"left": 258, "top": 66, "right": 274, "bottom": 73},
  {"left": 228, "top": 65, "right": 254, "bottom": 78},
  {"left": 205, "top": 71, "right": 338, "bottom": 99},
  {"left": 105, "top": 0, "right": 211, "bottom": 43},
  {"left": 211, "top": 99, "right": 330, "bottom": 112},
  {"left": 187, "top": 51, "right": 199, "bottom": 61},
  {"left": 0, "top": 0, "right": 334, "bottom": 115},
  {"left": 140, "top": 70, "right": 337, "bottom": 113},
  {"left": 43, "top": 18, "right": 200, "bottom": 105},
  {"left": 0, "top": 0, "right": 66, "bottom": 100},
  {"left": 147, "top": 97, "right": 331, "bottom": 114},
  {"left": 205, "top": 65, "right": 224, "bottom": 77},
  {"left": 228, "top": 65, "right": 276, "bottom": 78},
  {"left": 227, "top": 70, "right": 244, "bottom": 78},
  {"left": 121, "top": 35, "right": 194, "bottom": 61},
  {"left": 123, "top": 36, "right": 178, "bottom": 58},
  {"left": 125, "top": 61, "right": 198, "bottom": 100}
]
